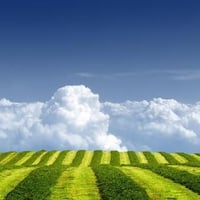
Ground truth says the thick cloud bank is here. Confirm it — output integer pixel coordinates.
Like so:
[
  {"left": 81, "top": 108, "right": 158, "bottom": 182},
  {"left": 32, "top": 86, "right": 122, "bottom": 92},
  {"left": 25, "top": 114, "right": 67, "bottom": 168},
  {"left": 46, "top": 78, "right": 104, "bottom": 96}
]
[
  {"left": 0, "top": 85, "right": 200, "bottom": 152},
  {"left": 0, "top": 85, "right": 125, "bottom": 151},
  {"left": 103, "top": 99, "right": 200, "bottom": 152}
]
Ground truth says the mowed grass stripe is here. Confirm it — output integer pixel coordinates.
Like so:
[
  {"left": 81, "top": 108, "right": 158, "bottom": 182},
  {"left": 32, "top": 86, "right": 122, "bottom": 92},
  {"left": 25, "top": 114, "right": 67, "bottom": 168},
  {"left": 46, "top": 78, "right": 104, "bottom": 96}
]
[
  {"left": 0, "top": 167, "right": 34, "bottom": 200},
  {"left": 136, "top": 152, "right": 148, "bottom": 164},
  {"left": 5, "top": 166, "right": 64, "bottom": 200},
  {"left": 127, "top": 151, "right": 140, "bottom": 164},
  {"left": 191, "top": 154, "right": 200, "bottom": 161},
  {"left": 49, "top": 167, "right": 101, "bottom": 200},
  {"left": 100, "top": 151, "right": 111, "bottom": 164},
  {"left": 110, "top": 151, "right": 120, "bottom": 166},
  {"left": 46, "top": 151, "right": 61, "bottom": 166},
  {"left": 121, "top": 167, "right": 200, "bottom": 200},
  {"left": 22, "top": 150, "right": 46, "bottom": 166},
  {"left": 120, "top": 151, "right": 130, "bottom": 165},
  {"left": 71, "top": 150, "right": 86, "bottom": 167},
  {"left": 0, "top": 152, "right": 17, "bottom": 165},
  {"left": 171, "top": 153, "right": 188, "bottom": 164},
  {"left": 32, "top": 151, "right": 47, "bottom": 165},
  {"left": 177, "top": 153, "right": 200, "bottom": 165},
  {"left": 5, "top": 151, "right": 29, "bottom": 166},
  {"left": 140, "top": 164, "right": 200, "bottom": 195},
  {"left": 79, "top": 151, "right": 94, "bottom": 167},
  {"left": 62, "top": 151, "right": 77, "bottom": 165},
  {"left": 15, "top": 152, "right": 35, "bottom": 166},
  {"left": 143, "top": 152, "right": 158, "bottom": 164},
  {"left": 159, "top": 152, "right": 180, "bottom": 165},
  {"left": 93, "top": 165, "right": 150, "bottom": 200},
  {"left": 151, "top": 152, "right": 168, "bottom": 164},
  {"left": 0, "top": 152, "right": 13, "bottom": 164},
  {"left": 52, "top": 150, "right": 69, "bottom": 166},
  {"left": 170, "top": 165, "right": 200, "bottom": 176},
  {"left": 90, "top": 150, "right": 103, "bottom": 166}
]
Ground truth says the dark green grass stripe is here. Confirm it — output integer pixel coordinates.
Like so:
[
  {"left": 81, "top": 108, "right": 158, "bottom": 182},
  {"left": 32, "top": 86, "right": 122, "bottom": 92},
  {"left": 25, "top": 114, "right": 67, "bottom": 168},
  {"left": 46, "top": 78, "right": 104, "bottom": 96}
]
[
  {"left": 52, "top": 150, "right": 69, "bottom": 166},
  {"left": 0, "top": 152, "right": 14, "bottom": 164},
  {"left": 177, "top": 153, "right": 200, "bottom": 166},
  {"left": 22, "top": 150, "right": 46, "bottom": 166},
  {"left": 110, "top": 151, "right": 120, "bottom": 166},
  {"left": 127, "top": 151, "right": 140, "bottom": 164},
  {"left": 93, "top": 165, "right": 150, "bottom": 200},
  {"left": 5, "top": 151, "right": 29, "bottom": 166},
  {"left": 37, "top": 151, "right": 57, "bottom": 166},
  {"left": 71, "top": 150, "right": 85, "bottom": 166},
  {"left": 90, "top": 150, "right": 103, "bottom": 166},
  {"left": 139, "top": 164, "right": 200, "bottom": 195},
  {"left": 5, "top": 166, "right": 65, "bottom": 200},
  {"left": 159, "top": 152, "right": 180, "bottom": 165},
  {"left": 143, "top": 152, "right": 158, "bottom": 165}
]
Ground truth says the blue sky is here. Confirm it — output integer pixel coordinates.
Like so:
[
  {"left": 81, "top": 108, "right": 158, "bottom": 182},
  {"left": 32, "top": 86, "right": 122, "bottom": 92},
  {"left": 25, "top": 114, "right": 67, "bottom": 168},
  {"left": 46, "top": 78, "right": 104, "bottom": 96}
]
[
  {"left": 0, "top": 0, "right": 200, "bottom": 103},
  {"left": 0, "top": 1, "right": 200, "bottom": 152}
]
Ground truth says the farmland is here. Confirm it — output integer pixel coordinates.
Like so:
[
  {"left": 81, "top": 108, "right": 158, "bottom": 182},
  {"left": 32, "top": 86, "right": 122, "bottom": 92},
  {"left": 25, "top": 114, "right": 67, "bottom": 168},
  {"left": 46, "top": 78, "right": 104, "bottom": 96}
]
[{"left": 0, "top": 150, "right": 200, "bottom": 199}]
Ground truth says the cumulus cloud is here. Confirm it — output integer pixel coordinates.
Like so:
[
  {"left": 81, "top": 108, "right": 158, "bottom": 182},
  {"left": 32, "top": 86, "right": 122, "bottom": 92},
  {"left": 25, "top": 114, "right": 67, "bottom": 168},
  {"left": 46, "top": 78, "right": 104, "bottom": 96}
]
[
  {"left": 0, "top": 85, "right": 200, "bottom": 152},
  {"left": 103, "top": 98, "right": 200, "bottom": 152},
  {"left": 0, "top": 85, "right": 126, "bottom": 151}
]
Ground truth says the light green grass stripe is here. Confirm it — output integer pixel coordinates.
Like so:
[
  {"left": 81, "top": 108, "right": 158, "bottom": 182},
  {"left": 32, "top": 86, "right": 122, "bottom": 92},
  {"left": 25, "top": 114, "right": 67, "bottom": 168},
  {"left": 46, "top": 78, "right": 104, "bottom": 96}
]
[
  {"left": 136, "top": 152, "right": 148, "bottom": 164},
  {"left": 49, "top": 167, "right": 101, "bottom": 200},
  {"left": 32, "top": 151, "right": 47, "bottom": 165},
  {"left": 0, "top": 152, "right": 17, "bottom": 165},
  {"left": 170, "top": 165, "right": 200, "bottom": 176},
  {"left": 171, "top": 153, "right": 188, "bottom": 164},
  {"left": 100, "top": 151, "right": 111, "bottom": 164},
  {"left": 151, "top": 152, "right": 168, "bottom": 164},
  {"left": 15, "top": 152, "right": 35, "bottom": 166},
  {"left": 62, "top": 151, "right": 77, "bottom": 165},
  {"left": 79, "top": 151, "right": 94, "bottom": 167},
  {"left": 120, "top": 151, "right": 130, "bottom": 165},
  {"left": 191, "top": 153, "right": 200, "bottom": 161},
  {"left": 121, "top": 167, "right": 200, "bottom": 200},
  {"left": 45, "top": 151, "right": 61, "bottom": 166},
  {"left": 0, "top": 167, "right": 34, "bottom": 200}
]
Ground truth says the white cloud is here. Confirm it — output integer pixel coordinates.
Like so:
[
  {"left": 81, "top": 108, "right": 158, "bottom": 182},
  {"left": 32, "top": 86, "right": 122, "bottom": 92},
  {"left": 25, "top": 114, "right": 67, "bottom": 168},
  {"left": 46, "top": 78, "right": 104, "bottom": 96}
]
[
  {"left": 0, "top": 85, "right": 200, "bottom": 152},
  {"left": 0, "top": 85, "right": 126, "bottom": 151},
  {"left": 103, "top": 98, "right": 200, "bottom": 152}
]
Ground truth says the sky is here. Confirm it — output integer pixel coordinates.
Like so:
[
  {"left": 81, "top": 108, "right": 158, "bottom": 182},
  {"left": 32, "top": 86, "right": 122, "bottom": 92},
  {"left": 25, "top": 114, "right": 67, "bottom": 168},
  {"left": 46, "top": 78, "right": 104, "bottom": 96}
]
[{"left": 0, "top": 0, "right": 200, "bottom": 152}]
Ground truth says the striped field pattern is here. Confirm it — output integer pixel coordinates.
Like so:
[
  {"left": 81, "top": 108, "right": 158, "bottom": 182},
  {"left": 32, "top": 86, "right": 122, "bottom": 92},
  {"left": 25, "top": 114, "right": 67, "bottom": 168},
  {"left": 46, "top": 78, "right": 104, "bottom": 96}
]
[{"left": 0, "top": 150, "right": 199, "bottom": 199}]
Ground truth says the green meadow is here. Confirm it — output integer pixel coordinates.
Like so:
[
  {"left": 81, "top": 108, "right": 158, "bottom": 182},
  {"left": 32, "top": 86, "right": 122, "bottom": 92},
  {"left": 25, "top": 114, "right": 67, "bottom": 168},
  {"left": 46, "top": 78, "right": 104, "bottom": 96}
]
[{"left": 0, "top": 150, "right": 200, "bottom": 200}]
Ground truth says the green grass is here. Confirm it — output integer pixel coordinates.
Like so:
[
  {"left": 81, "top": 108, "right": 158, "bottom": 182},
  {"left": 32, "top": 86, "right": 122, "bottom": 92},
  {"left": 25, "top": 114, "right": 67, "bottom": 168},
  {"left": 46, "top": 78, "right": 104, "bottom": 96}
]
[
  {"left": 159, "top": 152, "right": 180, "bottom": 165},
  {"left": 62, "top": 151, "right": 77, "bottom": 165},
  {"left": 71, "top": 150, "right": 86, "bottom": 167},
  {"left": 127, "top": 151, "right": 140, "bottom": 165},
  {"left": 49, "top": 167, "right": 101, "bottom": 200},
  {"left": 0, "top": 150, "right": 200, "bottom": 199},
  {"left": 139, "top": 164, "right": 200, "bottom": 195},
  {"left": 110, "top": 151, "right": 120, "bottom": 166},
  {"left": 100, "top": 151, "right": 111, "bottom": 164},
  {"left": 151, "top": 152, "right": 168, "bottom": 164},
  {"left": 136, "top": 152, "right": 148, "bottom": 164},
  {"left": 0, "top": 167, "right": 34, "bottom": 200},
  {"left": 5, "top": 166, "right": 64, "bottom": 200},
  {"left": 120, "top": 151, "right": 130, "bottom": 165},
  {"left": 143, "top": 152, "right": 158, "bottom": 165},
  {"left": 22, "top": 150, "right": 46, "bottom": 166},
  {"left": 121, "top": 166, "right": 200, "bottom": 200},
  {"left": 90, "top": 150, "right": 103, "bottom": 166},
  {"left": 93, "top": 165, "right": 150, "bottom": 200}
]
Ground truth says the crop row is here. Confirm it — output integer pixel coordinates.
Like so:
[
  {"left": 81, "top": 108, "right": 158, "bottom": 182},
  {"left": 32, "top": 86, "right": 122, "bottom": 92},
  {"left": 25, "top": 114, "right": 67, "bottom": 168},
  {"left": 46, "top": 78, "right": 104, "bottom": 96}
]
[
  {"left": 139, "top": 164, "right": 200, "bottom": 195},
  {"left": 0, "top": 151, "right": 200, "bottom": 167},
  {"left": 92, "top": 165, "right": 150, "bottom": 200},
  {"left": 5, "top": 166, "right": 65, "bottom": 200}
]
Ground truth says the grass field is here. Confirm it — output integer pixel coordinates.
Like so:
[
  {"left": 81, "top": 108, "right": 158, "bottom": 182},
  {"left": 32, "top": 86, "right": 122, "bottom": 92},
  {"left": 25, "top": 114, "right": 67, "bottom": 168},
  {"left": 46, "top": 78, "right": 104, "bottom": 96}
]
[{"left": 0, "top": 150, "right": 200, "bottom": 199}]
